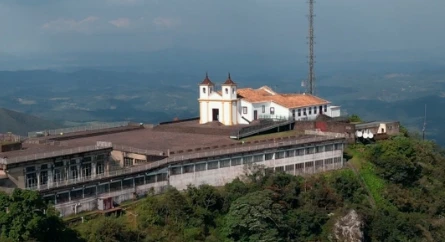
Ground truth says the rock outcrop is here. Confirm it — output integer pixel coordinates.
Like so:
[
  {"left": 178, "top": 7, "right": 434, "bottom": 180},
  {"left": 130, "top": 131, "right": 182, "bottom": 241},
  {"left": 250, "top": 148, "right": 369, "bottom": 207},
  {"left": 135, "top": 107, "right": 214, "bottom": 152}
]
[{"left": 333, "top": 209, "right": 364, "bottom": 242}]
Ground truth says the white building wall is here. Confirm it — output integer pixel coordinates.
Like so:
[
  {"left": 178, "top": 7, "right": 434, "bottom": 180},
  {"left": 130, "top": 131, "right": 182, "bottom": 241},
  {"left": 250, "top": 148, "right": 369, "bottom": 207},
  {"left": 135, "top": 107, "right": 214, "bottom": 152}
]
[
  {"left": 238, "top": 99, "right": 253, "bottom": 124},
  {"left": 199, "top": 101, "right": 208, "bottom": 124},
  {"left": 223, "top": 102, "right": 231, "bottom": 125},
  {"left": 329, "top": 106, "right": 341, "bottom": 118},
  {"left": 169, "top": 149, "right": 343, "bottom": 190},
  {"left": 232, "top": 101, "right": 238, "bottom": 125},
  {"left": 269, "top": 102, "right": 291, "bottom": 119}
]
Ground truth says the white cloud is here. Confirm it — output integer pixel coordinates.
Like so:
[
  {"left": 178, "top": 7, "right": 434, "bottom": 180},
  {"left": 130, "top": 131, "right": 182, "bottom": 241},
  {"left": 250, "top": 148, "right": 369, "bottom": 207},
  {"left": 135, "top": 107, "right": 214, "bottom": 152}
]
[
  {"left": 109, "top": 18, "right": 130, "bottom": 28},
  {"left": 42, "top": 16, "right": 99, "bottom": 33},
  {"left": 153, "top": 17, "right": 180, "bottom": 29},
  {"left": 17, "top": 98, "right": 36, "bottom": 105}
]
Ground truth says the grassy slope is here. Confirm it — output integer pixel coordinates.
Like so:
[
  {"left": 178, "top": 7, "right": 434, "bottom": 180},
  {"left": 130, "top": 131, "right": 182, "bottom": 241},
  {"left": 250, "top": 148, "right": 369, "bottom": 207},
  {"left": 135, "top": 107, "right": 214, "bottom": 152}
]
[
  {"left": 346, "top": 145, "right": 395, "bottom": 210},
  {"left": 0, "top": 108, "right": 62, "bottom": 135}
]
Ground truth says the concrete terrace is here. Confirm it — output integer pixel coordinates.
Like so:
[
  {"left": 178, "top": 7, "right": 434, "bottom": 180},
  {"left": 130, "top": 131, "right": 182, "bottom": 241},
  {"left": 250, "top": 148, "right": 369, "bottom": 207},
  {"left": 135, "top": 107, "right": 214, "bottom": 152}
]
[{"left": 0, "top": 120, "right": 247, "bottom": 160}]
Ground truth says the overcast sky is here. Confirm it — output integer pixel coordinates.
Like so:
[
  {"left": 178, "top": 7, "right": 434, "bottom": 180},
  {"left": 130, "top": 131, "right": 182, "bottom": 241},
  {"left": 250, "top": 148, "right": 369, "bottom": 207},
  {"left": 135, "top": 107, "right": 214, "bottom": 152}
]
[{"left": 1, "top": 0, "right": 444, "bottom": 55}]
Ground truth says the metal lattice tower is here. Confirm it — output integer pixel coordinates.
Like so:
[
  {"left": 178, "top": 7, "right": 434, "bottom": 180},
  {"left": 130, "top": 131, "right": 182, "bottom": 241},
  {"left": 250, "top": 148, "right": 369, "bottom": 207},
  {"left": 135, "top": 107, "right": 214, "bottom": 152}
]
[{"left": 307, "top": 0, "right": 316, "bottom": 95}]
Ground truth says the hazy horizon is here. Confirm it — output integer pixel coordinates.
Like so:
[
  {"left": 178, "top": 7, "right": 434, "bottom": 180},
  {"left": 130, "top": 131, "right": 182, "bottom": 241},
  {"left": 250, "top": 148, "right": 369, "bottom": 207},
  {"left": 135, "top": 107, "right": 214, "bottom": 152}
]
[{"left": 1, "top": 0, "right": 444, "bottom": 60}]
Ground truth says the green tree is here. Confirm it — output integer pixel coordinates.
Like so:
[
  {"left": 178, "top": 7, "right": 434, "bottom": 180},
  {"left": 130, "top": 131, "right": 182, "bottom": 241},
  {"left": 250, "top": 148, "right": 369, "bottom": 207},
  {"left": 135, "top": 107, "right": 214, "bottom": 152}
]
[
  {"left": 224, "top": 190, "right": 287, "bottom": 242},
  {"left": 0, "top": 189, "right": 81, "bottom": 242},
  {"left": 369, "top": 136, "right": 422, "bottom": 186},
  {"left": 349, "top": 114, "right": 362, "bottom": 123},
  {"left": 78, "top": 216, "right": 138, "bottom": 242}
]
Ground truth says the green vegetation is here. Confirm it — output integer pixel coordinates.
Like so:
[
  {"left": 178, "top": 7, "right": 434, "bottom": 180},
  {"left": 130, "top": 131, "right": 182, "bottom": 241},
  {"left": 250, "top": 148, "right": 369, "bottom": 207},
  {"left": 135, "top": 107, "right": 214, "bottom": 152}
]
[{"left": 4, "top": 126, "right": 445, "bottom": 241}]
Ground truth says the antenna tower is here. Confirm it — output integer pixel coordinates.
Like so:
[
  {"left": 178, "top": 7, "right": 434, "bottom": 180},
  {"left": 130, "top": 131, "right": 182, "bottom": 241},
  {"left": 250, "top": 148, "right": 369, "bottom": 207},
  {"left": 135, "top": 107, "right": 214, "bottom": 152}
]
[{"left": 307, "top": 0, "right": 315, "bottom": 95}]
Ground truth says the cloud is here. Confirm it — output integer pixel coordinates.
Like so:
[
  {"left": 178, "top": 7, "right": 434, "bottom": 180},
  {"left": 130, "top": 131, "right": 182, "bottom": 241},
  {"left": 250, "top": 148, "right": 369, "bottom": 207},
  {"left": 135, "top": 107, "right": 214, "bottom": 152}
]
[
  {"left": 42, "top": 16, "right": 99, "bottom": 33},
  {"left": 109, "top": 18, "right": 130, "bottom": 28},
  {"left": 153, "top": 17, "right": 180, "bottom": 29},
  {"left": 17, "top": 98, "right": 36, "bottom": 105}
]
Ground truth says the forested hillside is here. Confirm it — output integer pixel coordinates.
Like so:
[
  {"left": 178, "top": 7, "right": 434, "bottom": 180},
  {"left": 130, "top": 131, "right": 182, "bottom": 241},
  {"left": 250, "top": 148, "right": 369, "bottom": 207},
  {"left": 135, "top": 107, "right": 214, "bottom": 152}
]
[{"left": 2, "top": 128, "right": 445, "bottom": 241}]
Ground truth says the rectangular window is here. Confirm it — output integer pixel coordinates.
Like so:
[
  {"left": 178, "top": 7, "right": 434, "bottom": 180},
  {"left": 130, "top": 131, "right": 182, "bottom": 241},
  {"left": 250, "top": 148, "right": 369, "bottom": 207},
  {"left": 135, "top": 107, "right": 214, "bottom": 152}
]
[
  {"left": 315, "top": 146, "right": 324, "bottom": 153},
  {"left": 183, "top": 165, "right": 194, "bottom": 173},
  {"left": 275, "top": 151, "right": 285, "bottom": 159},
  {"left": 243, "top": 106, "right": 247, "bottom": 114},
  {"left": 308, "top": 107, "right": 312, "bottom": 115},
  {"left": 82, "top": 163, "right": 92, "bottom": 178},
  {"left": 97, "top": 162, "right": 105, "bottom": 175},
  {"left": 325, "top": 144, "right": 333, "bottom": 151},
  {"left": 123, "top": 157, "right": 133, "bottom": 167},
  {"left": 270, "top": 107, "right": 275, "bottom": 115},
  {"left": 26, "top": 173, "right": 37, "bottom": 188},
  {"left": 243, "top": 156, "right": 253, "bottom": 164},
  {"left": 314, "top": 107, "right": 317, "bottom": 114},
  {"left": 292, "top": 109, "right": 295, "bottom": 118},
  {"left": 305, "top": 147, "right": 315, "bottom": 154},
  {"left": 286, "top": 150, "right": 295, "bottom": 157},
  {"left": 262, "top": 105, "right": 265, "bottom": 113},
  {"left": 253, "top": 155, "right": 264, "bottom": 162},
  {"left": 335, "top": 143, "right": 342, "bottom": 150},
  {"left": 40, "top": 171, "right": 48, "bottom": 185},
  {"left": 135, "top": 159, "right": 146, "bottom": 164},
  {"left": 146, "top": 175, "right": 156, "bottom": 183},
  {"left": 171, "top": 167, "right": 182, "bottom": 175},
  {"left": 231, "top": 158, "right": 242, "bottom": 166},
  {"left": 296, "top": 149, "right": 304, "bottom": 156},
  {"left": 70, "top": 166, "right": 78, "bottom": 180},
  {"left": 196, "top": 163, "right": 206, "bottom": 171},
  {"left": 285, "top": 165, "right": 294, "bottom": 172},
  {"left": 303, "top": 108, "right": 307, "bottom": 116},
  {"left": 265, "top": 153, "right": 274, "bottom": 160},
  {"left": 53, "top": 169, "right": 64, "bottom": 182},
  {"left": 324, "top": 105, "right": 327, "bottom": 112},
  {"left": 220, "top": 159, "right": 231, "bottom": 168},
  {"left": 298, "top": 109, "right": 301, "bottom": 117},
  {"left": 208, "top": 161, "right": 219, "bottom": 170},
  {"left": 275, "top": 166, "right": 284, "bottom": 173}
]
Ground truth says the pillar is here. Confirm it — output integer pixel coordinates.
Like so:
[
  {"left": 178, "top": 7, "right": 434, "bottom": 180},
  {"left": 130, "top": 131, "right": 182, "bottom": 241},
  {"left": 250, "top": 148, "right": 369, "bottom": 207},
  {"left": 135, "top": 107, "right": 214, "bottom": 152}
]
[
  {"left": 36, "top": 171, "right": 41, "bottom": 190},
  {"left": 92, "top": 162, "right": 97, "bottom": 177},
  {"left": 47, "top": 169, "right": 53, "bottom": 188}
]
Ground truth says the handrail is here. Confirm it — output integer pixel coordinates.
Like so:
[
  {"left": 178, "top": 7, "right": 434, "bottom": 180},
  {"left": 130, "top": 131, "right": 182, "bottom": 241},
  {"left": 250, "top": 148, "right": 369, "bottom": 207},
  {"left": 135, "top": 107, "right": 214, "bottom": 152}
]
[
  {"left": 27, "top": 135, "right": 345, "bottom": 191},
  {"left": 1, "top": 144, "right": 113, "bottom": 165},
  {"left": 28, "top": 122, "right": 130, "bottom": 138}
]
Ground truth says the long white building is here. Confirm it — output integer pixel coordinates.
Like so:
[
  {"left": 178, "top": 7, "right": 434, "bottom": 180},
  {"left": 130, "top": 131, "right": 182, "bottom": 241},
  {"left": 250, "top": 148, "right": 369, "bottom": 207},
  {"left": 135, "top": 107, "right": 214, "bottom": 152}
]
[{"left": 199, "top": 73, "right": 341, "bottom": 125}]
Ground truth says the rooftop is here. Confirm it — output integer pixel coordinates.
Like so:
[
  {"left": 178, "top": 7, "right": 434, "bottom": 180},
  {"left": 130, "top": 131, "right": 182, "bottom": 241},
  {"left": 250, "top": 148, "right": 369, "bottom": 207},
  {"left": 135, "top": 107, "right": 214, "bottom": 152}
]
[
  {"left": 0, "top": 120, "right": 246, "bottom": 160},
  {"left": 237, "top": 86, "right": 329, "bottom": 108},
  {"left": 355, "top": 121, "right": 399, "bottom": 129}
]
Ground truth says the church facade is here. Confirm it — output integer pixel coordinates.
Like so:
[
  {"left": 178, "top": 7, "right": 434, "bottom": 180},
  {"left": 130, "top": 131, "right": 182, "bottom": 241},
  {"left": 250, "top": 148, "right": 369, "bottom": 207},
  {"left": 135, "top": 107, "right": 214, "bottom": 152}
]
[{"left": 198, "top": 73, "right": 341, "bottom": 126}]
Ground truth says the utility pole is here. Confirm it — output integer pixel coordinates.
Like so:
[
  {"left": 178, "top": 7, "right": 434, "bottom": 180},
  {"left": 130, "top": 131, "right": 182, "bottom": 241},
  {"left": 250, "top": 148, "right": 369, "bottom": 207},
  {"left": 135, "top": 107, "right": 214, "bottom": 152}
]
[
  {"left": 307, "top": 0, "right": 316, "bottom": 95},
  {"left": 422, "top": 104, "right": 427, "bottom": 140}
]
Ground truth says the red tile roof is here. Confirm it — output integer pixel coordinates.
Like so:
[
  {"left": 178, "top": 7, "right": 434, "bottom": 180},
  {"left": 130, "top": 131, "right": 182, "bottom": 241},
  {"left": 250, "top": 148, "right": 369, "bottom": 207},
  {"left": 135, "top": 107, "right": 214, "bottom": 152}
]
[
  {"left": 200, "top": 73, "right": 214, "bottom": 85},
  {"left": 237, "top": 86, "right": 329, "bottom": 109},
  {"left": 223, "top": 73, "right": 237, "bottom": 86}
]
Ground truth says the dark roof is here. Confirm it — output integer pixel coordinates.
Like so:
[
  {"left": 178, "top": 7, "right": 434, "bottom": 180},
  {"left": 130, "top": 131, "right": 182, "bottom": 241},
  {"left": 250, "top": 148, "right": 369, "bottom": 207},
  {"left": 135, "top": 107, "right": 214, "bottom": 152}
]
[
  {"left": 223, "top": 73, "right": 237, "bottom": 86},
  {"left": 200, "top": 72, "right": 214, "bottom": 86}
]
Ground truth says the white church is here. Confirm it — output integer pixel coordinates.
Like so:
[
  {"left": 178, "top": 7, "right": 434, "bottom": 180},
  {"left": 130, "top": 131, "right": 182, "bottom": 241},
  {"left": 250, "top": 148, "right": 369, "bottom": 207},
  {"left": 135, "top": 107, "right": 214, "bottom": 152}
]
[{"left": 198, "top": 73, "right": 341, "bottom": 126}]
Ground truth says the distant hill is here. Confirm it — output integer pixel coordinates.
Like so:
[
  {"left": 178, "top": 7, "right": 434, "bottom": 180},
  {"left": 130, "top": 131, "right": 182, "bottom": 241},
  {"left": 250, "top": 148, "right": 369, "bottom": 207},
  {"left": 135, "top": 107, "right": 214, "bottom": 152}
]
[{"left": 0, "top": 108, "right": 62, "bottom": 136}]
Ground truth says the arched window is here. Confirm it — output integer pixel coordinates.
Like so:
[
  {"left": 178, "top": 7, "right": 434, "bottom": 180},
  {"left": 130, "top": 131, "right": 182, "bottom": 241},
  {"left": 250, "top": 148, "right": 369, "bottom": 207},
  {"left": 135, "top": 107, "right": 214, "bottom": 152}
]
[
  {"left": 202, "top": 87, "right": 206, "bottom": 94},
  {"left": 225, "top": 88, "right": 228, "bottom": 94},
  {"left": 232, "top": 88, "right": 235, "bottom": 94}
]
